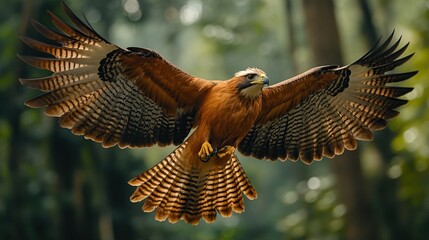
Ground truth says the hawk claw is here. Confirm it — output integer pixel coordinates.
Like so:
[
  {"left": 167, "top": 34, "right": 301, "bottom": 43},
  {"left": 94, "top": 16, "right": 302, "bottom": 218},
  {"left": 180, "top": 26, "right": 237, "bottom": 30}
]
[
  {"left": 199, "top": 148, "right": 218, "bottom": 162},
  {"left": 198, "top": 141, "right": 235, "bottom": 162},
  {"left": 198, "top": 141, "right": 217, "bottom": 162},
  {"left": 216, "top": 146, "right": 235, "bottom": 158}
]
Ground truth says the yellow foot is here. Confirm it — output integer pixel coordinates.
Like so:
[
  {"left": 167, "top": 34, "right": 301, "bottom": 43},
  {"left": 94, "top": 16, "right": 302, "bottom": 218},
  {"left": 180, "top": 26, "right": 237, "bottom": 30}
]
[
  {"left": 198, "top": 142, "right": 236, "bottom": 162},
  {"left": 216, "top": 146, "right": 236, "bottom": 158},
  {"left": 198, "top": 141, "right": 214, "bottom": 161}
]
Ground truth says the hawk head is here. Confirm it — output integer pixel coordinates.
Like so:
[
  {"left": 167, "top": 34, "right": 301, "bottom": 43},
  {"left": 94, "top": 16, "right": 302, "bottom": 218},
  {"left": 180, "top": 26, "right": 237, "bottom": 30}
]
[{"left": 234, "top": 68, "right": 269, "bottom": 98}]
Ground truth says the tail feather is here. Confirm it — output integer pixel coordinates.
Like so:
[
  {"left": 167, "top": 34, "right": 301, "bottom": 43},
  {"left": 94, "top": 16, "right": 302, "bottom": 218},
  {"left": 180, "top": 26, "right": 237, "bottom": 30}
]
[{"left": 128, "top": 142, "right": 257, "bottom": 225}]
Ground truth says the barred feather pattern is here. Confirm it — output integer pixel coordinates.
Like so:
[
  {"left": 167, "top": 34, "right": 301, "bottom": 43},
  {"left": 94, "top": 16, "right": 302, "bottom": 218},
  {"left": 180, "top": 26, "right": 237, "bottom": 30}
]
[
  {"left": 20, "top": 3, "right": 417, "bottom": 225},
  {"left": 239, "top": 33, "right": 416, "bottom": 163},
  {"left": 128, "top": 142, "right": 257, "bottom": 225},
  {"left": 19, "top": 3, "right": 194, "bottom": 148}
]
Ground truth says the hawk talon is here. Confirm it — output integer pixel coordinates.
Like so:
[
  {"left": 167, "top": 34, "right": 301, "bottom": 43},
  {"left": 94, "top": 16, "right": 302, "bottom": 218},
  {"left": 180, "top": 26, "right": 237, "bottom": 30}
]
[
  {"left": 216, "top": 145, "right": 236, "bottom": 158},
  {"left": 198, "top": 141, "right": 236, "bottom": 162},
  {"left": 198, "top": 141, "right": 218, "bottom": 162},
  {"left": 199, "top": 147, "right": 218, "bottom": 162},
  {"left": 20, "top": 5, "right": 416, "bottom": 226}
]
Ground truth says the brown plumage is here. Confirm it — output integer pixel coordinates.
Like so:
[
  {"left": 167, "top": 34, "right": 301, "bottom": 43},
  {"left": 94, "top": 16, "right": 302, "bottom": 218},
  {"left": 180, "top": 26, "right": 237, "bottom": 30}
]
[{"left": 19, "top": 3, "right": 416, "bottom": 224}]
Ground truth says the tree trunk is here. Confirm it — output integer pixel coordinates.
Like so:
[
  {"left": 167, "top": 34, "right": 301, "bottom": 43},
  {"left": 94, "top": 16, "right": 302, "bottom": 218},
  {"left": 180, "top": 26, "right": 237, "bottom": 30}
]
[
  {"left": 357, "top": 0, "right": 378, "bottom": 44},
  {"left": 284, "top": 0, "right": 298, "bottom": 74},
  {"left": 357, "top": 1, "right": 406, "bottom": 238},
  {"left": 302, "top": 0, "right": 378, "bottom": 239},
  {"left": 8, "top": 0, "right": 37, "bottom": 239}
]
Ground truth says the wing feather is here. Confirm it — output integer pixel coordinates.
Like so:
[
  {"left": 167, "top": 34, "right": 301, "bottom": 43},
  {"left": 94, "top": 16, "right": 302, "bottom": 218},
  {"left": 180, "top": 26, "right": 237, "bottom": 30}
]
[
  {"left": 20, "top": 3, "right": 213, "bottom": 148},
  {"left": 238, "top": 33, "right": 416, "bottom": 163}
]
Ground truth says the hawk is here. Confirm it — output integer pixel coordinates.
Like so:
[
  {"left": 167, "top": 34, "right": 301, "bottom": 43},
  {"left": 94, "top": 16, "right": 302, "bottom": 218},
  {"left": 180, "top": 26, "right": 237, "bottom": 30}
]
[{"left": 19, "top": 3, "right": 416, "bottom": 225}]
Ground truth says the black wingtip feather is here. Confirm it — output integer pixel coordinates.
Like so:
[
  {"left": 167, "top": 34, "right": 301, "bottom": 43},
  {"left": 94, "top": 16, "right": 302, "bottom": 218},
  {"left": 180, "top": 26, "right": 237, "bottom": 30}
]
[
  {"left": 17, "top": 55, "right": 34, "bottom": 67},
  {"left": 358, "top": 31, "right": 395, "bottom": 62},
  {"left": 31, "top": 18, "right": 71, "bottom": 42},
  {"left": 47, "top": 9, "right": 87, "bottom": 38},
  {"left": 407, "top": 70, "right": 419, "bottom": 79},
  {"left": 369, "top": 31, "right": 396, "bottom": 57},
  {"left": 61, "top": 1, "right": 109, "bottom": 42},
  {"left": 368, "top": 36, "right": 402, "bottom": 65},
  {"left": 353, "top": 31, "right": 408, "bottom": 67},
  {"left": 393, "top": 87, "right": 414, "bottom": 97},
  {"left": 19, "top": 78, "right": 34, "bottom": 88}
]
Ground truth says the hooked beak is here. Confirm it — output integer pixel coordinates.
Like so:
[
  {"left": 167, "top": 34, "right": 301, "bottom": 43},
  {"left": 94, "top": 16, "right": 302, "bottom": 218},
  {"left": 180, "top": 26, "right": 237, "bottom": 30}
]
[{"left": 251, "top": 75, "right": 269, "bottom": 86}]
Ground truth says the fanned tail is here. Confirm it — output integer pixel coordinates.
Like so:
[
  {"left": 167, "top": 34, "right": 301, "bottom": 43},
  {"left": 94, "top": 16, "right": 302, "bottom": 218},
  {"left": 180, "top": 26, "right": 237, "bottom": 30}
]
[{"left": 128, "top": 142, "right": 257, "bottom": 225}]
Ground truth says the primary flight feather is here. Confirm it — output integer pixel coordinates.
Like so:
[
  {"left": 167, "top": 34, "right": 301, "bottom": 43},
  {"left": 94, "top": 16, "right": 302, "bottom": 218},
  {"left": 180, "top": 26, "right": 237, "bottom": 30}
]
[{"left": 19, "top": 3, "right": 416, "bottom": 224}]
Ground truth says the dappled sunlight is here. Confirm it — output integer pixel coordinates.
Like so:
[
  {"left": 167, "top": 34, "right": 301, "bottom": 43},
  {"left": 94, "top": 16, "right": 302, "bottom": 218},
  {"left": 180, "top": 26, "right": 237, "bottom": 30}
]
[
  {"left": 403, "top": 127, "right": 418, "bottom": 144},
  {"left": 276, "top": 174, "right": 343, "bottom": 238},
  {"left": 180, "top": 0, "right": 202, "bottom": 25},
  {"left": 122, "top": 0, "right": 142, "bottom": 21},
  {"left": 387, "top": 164, "right": 403, "bottom": 179},
  {"left": 3, "top": 0, "right": 429, "bottom": 239}
]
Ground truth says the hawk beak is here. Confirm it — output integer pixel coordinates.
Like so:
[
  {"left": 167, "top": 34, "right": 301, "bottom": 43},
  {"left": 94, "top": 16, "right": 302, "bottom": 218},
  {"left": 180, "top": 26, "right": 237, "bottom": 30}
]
[
  {"left": 251, "top": 76, "right": 269, "bottom": 86},
  {"left": 262, "top": 76, "right": 269, "bottom": 86}
]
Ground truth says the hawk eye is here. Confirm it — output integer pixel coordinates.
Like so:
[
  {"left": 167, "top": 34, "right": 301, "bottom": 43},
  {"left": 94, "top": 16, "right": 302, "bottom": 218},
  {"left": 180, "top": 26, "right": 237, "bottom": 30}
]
[{"left": 246, "top": 74, "right": 257, "bottom": 80}]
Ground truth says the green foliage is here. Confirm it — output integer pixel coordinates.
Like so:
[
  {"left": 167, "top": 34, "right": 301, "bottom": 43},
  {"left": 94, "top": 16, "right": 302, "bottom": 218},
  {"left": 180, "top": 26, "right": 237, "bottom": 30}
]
[{"left": 1, "top": 0, "right": 428, "bottom": 239}]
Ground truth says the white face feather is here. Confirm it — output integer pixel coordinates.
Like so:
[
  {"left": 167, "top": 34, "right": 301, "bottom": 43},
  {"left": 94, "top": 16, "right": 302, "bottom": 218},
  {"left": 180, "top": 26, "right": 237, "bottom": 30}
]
[
  {"left": 235, "top": 67, "right": 267, "bottom": 98},
  {"left": 234, "top": 67, "right": 265, "bottom": 77}
]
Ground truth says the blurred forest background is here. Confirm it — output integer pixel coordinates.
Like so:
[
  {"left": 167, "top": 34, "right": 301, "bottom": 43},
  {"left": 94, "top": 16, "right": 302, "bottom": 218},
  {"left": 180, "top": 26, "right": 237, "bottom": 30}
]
[{"left": 1, "top": 0, "right": 428, "bottom": 239}]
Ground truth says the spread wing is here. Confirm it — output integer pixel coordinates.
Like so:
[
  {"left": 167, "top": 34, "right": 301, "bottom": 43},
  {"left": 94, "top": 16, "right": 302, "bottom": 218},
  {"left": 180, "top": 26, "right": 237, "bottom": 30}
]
[
  {"left": 19, "top": 3, "right": 213, "bottom": 148},
  {"left": 238, "top": 33, "right": 416, "bottom": 163}
]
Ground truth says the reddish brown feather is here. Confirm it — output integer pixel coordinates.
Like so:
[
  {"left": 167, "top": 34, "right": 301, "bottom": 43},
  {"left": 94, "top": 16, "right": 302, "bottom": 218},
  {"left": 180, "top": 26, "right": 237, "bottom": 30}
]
[
  {"left": 257, "top": 67, "right": 341, "bottom": 124},
  {"left": 238, "top": 33, "right": 415, "bottom": 163},
  {"left": 20, "top": 2, "right": 417, "bottom": 225},
  {"left": 120, "top": 53, "right": 213, "bottom": 116},
  {"left": 129, "top": 143, "right": 257, "bottom": 225},
  {"left": 20, "top": 3, "right": 211, "bottom": 149}
]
